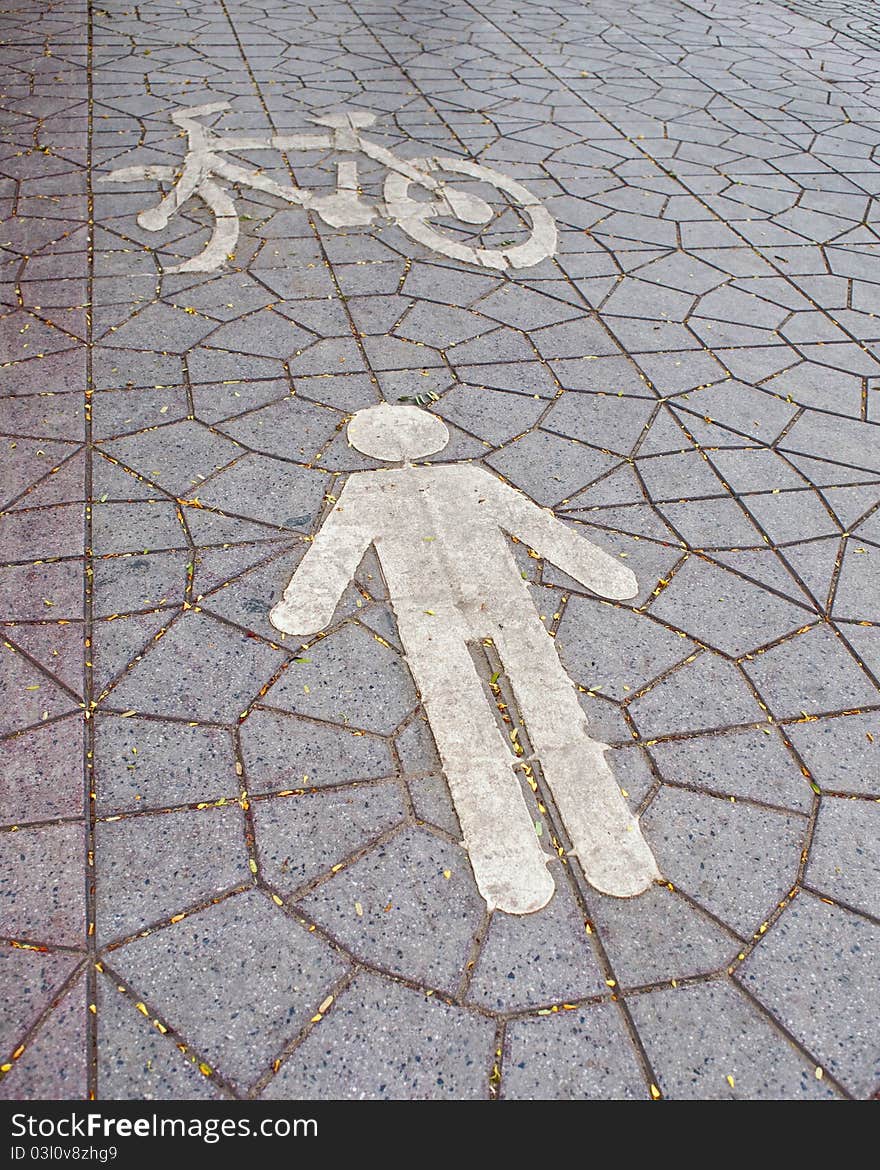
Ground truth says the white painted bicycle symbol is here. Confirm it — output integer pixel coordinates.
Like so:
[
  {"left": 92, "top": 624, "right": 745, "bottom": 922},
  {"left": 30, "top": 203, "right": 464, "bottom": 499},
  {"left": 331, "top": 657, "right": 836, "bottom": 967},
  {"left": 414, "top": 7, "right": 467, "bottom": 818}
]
[{"left": 100, "top": 102, "right": 558, "bottom": 274}]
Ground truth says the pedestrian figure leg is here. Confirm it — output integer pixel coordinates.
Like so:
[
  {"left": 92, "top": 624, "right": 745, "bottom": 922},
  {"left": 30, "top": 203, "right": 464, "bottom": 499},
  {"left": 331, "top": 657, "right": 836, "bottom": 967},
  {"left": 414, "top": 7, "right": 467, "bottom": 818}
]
[
  {"left": 493, "top": 618, "right": 660, "bottom": 897},
  {"left": 398, "top": 621, "right": 555, "bottom": 915}
]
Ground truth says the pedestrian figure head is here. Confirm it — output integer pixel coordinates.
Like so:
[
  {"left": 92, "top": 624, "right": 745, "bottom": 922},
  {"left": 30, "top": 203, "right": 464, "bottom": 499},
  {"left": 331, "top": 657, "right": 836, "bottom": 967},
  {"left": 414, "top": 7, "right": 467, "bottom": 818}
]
[{"left": 348, "top": 402, "right": 449, "bottom": 463}]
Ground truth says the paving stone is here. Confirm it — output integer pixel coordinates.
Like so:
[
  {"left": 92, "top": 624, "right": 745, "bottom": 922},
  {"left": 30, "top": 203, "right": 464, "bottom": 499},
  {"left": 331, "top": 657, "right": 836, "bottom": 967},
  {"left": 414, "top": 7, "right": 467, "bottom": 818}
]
[
  {"left": 649, "top": 727, "right": 813, "bottom": 813},
  {"left": 786, "top": 712, "right": 880, "bottom": 797},
  {"left": 739, "top": 893, "right": 880, "bottom": 1097},
  {"left": 193, "top": 453, "right": 330, "bottom": 530},
  {"left": 466, "top": 865, "right": 606, "bottom": 1011},
  {"left": 629, "top": 651, "right": 774, "bottom": 737},
  {"left": 92, "top": 550, "right": 188, "bottom": 618},
  {"left": 106, "top": 611, "right": 285, "bottom": 722},
  {"left": 487, "top": 430, "right": 618, "bottom": 506},
  {"left": 97, "top": 976, "right": 226, "bottom": 1100},
  {"left": 255, "top": 782, "right": 408, "bottom": 893},
  {"left": 0, "top": 947, "right": 83, "bottom": 1056},
  {"left": 96, "top": 805, "right": 250, "bottom": 943},
  {"left": 265, "top": 622, "right": 417, "bottom": 735},
  {"left": 0, "top": 821, "right": 85, "bottom": 945},
  {"left": 300, "top": 826, "right": 485, "bottom": 994},
  {"left": 93, "top": 715, "right": 236, "bottom": 814},
  {"left": 660, "top": 555, "right": 809, "bottom": 650},
  {"left": 110, "top": 889, "right": 349, "bottom": 1089},
  {"left": 0, "top": 972, "right": 87, "bottom": 1100},
  {"left": 0, "top": 715, "right": 84, "bottom": 824},
  {"left": 263, "top": 971, "right": 495, "bottom": 1101},
  {"left": 241, "top": 708, "right": 394, "bottom": 794},
  {"left": 586, "top": 884, "right": 737, "bottom": 989},
  {"left": 100, "top": 420, "right": 245, "bottom": 497},
  {"left": 642, "top": 786, "right": 807, "bottom": 935},
  {"left": 742, "top": 625, "right": 878, "bottom": 717},
  {"left": 629, "top": 980, "right": 840, "bottom": 1100},
  {"left": 10, "top": 0, "right": 880, "bottom": 1103},
  {"left": 556, "top": 596, "right": 695, "bottom": 701},
  {"left": 806, "top": 797, "right": 880, "bottom": 918},
  {"left": 544, "top": 391, "right": 655, "bottom": 455},
  {"left": 503, "top": 1002, "right": 647, "bottom": 1100}
]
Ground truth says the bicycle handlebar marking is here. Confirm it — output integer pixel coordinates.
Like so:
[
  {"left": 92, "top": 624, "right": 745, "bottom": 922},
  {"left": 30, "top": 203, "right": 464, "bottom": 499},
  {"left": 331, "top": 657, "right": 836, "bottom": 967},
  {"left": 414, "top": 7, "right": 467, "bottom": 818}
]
[{"left": 99, "top": 101, "right": 558, "bottom": 274}]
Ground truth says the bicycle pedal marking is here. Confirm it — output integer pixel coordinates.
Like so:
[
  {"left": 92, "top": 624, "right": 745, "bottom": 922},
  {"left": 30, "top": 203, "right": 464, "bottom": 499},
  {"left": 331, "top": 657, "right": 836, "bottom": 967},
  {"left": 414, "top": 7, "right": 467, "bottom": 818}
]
[{"left": 98, "top": 101, "right": 558, "bottom": 274}]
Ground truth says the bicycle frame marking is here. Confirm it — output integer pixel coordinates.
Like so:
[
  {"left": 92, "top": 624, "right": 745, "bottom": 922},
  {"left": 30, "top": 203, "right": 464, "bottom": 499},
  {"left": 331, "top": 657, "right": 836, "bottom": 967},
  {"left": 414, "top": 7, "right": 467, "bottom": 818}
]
[{"left": 100, "top": 103, "right": 558, "bottom": 274}]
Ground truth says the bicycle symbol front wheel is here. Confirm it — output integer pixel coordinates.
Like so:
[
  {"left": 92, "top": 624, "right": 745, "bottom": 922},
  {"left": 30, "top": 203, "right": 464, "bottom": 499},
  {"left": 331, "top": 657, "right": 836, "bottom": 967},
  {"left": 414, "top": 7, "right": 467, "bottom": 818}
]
[{"left": 383, "top": 156, "right": 557, "bottom": 271}]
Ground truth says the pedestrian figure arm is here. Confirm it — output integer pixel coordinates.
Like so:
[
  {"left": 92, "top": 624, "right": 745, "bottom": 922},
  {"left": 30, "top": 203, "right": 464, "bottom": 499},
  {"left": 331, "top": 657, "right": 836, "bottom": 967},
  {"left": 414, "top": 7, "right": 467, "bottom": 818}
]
[
  {"left": 270, "top": 480, "right": 375, "bottom": 636},
  {"left": 485, "top": 471, "right": 638, "bottom": 599}
]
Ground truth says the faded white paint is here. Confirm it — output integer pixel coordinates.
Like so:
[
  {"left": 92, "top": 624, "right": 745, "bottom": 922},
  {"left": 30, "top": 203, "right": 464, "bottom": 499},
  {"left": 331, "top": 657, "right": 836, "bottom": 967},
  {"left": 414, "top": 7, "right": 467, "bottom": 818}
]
[
  {"left": 270, "top": 404, "right": 659, "bottom": 914},
  {"left": 100, "top": 103, "right": 557, "bottom": 273}
]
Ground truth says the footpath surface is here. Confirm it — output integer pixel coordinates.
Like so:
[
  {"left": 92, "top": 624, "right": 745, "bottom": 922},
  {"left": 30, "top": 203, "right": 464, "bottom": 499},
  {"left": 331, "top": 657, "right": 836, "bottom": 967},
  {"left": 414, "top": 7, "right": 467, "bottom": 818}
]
[{"left": 0, "top": 0, "right": 878, "bottom": 1101}]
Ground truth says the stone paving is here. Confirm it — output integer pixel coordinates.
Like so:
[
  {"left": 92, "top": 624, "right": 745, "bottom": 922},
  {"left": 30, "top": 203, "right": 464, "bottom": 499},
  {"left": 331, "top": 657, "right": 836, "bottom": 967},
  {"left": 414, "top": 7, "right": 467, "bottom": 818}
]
[{"left": 0, "top": 0, "right": 878, "bottom": 1101}]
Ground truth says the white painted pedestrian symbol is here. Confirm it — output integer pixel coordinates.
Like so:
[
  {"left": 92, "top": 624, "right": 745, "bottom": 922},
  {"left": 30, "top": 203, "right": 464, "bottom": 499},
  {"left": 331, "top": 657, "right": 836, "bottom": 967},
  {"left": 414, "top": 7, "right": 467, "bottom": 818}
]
[
  {"left": 100, "top": 103, "right": 557, "bottom": 274},
  {"left": 270, "top": 404, "right": 659, "bottom": 915}
]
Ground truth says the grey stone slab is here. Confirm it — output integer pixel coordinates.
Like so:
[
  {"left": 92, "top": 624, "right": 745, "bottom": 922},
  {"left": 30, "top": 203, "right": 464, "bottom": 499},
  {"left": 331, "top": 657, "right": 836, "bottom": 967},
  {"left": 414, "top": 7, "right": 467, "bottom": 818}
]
[
  {"left": 487, "top": 429, "right": 619, "bottom": 506},
  {"left": 636, "top": 449, "right": 726, "bottom": 499},
  {"left": 100, "top": 420, "right": 245, "bottom": 497},
  {"left": 242, "top": 708, "right": 394, "bottom": 794},
  {"left": 0, "top": 947, "right": 82, "bottom": 1055},
  {"left": 0, "top": 503, "right": 83, "bottom": 562},
  {"left": 407, "top": 774, "right": 462, "bottom": 838},
  {"left": 90, "top": 386, "right": 191, "bottom": 440},
  {"left": 467, "top": 865, "right": 606, "bottom": 1011},
  {"left": 742, "top": 625, "right": 878, "bottom": 717},
  {"left": 626, "top": 652, "right": 762, "bottom": 738},
  {"left": 739, "top": 892, "right": 880, "bottom": 1097},
  {"left": 110, "top": 888, "right": 348, "bottom": 1089},
  {"left": 433, "top": 383, "right": 544, "bottom": 446},
  {"left": 0, "top": 714, "right": 84, "bottom": 825},
  {"left": 92, "top": 550, "right": 188, "bottom": 618},
  {"left": 96, "top": 805, "right": 250, "bottom": 943},
  {"left": 191, "top": 378, "right": 291, "bottom": 425},
  {"left": 642, "top": 786, "right": 806, "bottom": 935},
  {"left": 544, "top": 391, "right": 655, "bottom": 455},
  {"left": 99, "top": 301, "right": 218, "bottom": 354},
  {"left": 300, "top": 825, "right": 485, "bottom": 994},
  {"left": 781, "top": 411, "right": 880, "bottom": 476},
  {"left": 743, "top": 489, "right": 842, "bottom": 545},
  {"left": 588, "top": 881, "right": 736, "bottom": 989},
  {"left": 0, "top": 821, "right": 85, "bottom": 946},
  {"left": 503, "top": 1002, "right": 646, "bottom": 1100},
  {"left": 656, "top": 496, "right": 766, "bottom": 549},
  {"left": 0, "top": 971, "right": 87, "bottom": 1101},
  {"left": 833, "top": 540, "right": 880, "bottom": 622},
  {"left": 650, "top": 557, "right": 810, "bottom": 656},
  {"left": 106, "top": 611, "right": 286, "bottom": 723},
  {"left": 92, "top": 501, "right": 187, "bottom": 555},
  {"left": 787, "top": 712, "right": 880, "bottom": 797},
  {"left": 450, "top": 360, "right": 558, "bottom": 398},
  {"left": 97, "top": 976, "right": 225, "bottom": 1100},
  {"left": 262, "top": 971, "right": 495, "bottom": 1101},
  {"left": 265, "top": 622, "right": 416, "bottom": 736},
  {"left": 649, "top": 727, "right": 813, "bottom": 813},
  {"left": 193, "top": 453, "right": 330, "bottom": 530},
  {"left": 218, "top": 396, "right": 343, "bottom": 462},
  {"left": 807, "top": 797, "right": 879, "bottom": 918},
  {"left": 556, "top": 595, "right": 695, "bottom": 700},
  {"left": 254, "top": 782, "right": 408, "bottom": 893},
  {"left": 93, "top": 715, "right": 237, "bottom": 814},
  {"left": 629, "top": 980, "right": 840, "bottom": 1100}
]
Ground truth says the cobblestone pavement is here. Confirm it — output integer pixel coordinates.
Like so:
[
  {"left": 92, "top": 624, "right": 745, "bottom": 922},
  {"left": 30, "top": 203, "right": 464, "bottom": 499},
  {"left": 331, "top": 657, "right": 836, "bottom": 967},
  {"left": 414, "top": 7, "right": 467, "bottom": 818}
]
[{"left": 1, "top": 0, "right": 878, "bottom": 1101}]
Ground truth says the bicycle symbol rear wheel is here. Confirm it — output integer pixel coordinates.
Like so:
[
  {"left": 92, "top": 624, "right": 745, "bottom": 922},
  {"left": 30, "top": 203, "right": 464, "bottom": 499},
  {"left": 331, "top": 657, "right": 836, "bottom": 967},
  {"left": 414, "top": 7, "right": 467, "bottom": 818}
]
[{"left": 383, "top": 155, "right": 557, "bottom": 271}]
